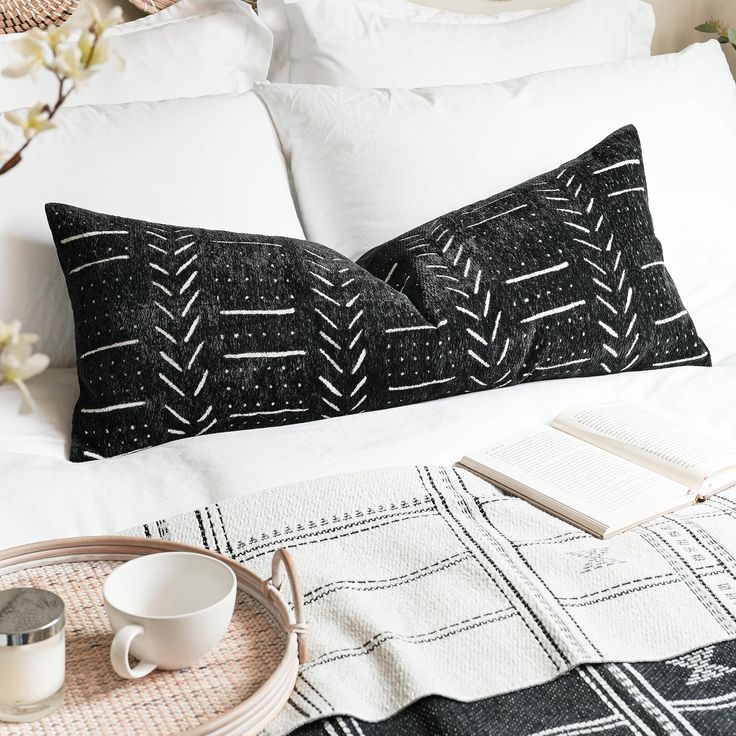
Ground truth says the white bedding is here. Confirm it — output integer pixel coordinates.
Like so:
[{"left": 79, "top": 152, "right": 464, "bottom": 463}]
[
  {"left": 2, "top": 352, "right": 735, "bottom": 548},
  {"left": 123, "top": 465, "right": 736, "bottom": 734}
]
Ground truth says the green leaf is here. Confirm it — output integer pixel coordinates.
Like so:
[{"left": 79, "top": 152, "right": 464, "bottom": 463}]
[
  {"left": 696, "top": 22, "right": 720, "bottom": 33},
  {"left": 729, "top": 26, "right": 736, "bottom": 47}
]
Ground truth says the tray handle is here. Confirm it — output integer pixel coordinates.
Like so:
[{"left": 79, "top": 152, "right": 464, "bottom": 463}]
[{"left": 268, "top": 548, "right": 308, "bottom": 664}]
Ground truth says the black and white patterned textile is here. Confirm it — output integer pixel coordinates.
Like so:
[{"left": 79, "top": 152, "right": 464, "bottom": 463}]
[
  {"left": 358, "top": 125, "right": 709, "bottom": 389},
  {"left": 48, "top": 125, "right": 708, "bottom": 461},
  {"left": 296, "top": 639, "right": 736, "bottom": 735},
  {"left": 124, "top": 465, "right": 736, "bottom": 736}
]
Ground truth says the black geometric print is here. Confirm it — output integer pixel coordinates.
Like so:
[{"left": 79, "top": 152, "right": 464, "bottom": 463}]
[
  {"left": 293, "top": 639, "right": 736, "bottom": 736},
  {"left": 358, "top": 125, "right": 709, "bottom": 394},
  {"left": 46, "top": 125, "right": 709, "bottom": 461}
]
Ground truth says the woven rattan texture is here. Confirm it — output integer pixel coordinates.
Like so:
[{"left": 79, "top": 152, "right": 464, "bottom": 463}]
[
  {"left": 126, "top": 0, "right": 176, "bottom": 14},
  {"left": 3, "top": 559, "right": 287, "bottom": 735},
  {"left": 0, "top": 0, "right": 79, "bottom": 33},
  {"left": 127, "top": 0, "right": 256, "bottom": 14}
]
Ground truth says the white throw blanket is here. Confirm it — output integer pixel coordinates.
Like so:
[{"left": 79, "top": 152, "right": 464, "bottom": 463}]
[{"left": 124, "top": 465, "right": 736, "bottom": 734}]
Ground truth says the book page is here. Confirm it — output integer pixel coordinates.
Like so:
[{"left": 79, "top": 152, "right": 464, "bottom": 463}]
[
  {"left": 462, "top": 426, "right": 690, "bottom": 535},
  {"left": 552, "top": 402, "right": 736, "bottom": 493}
]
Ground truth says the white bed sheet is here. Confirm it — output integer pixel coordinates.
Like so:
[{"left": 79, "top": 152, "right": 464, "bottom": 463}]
[{"left": 2, "top": 354, "right": 735, "bottom": 548}]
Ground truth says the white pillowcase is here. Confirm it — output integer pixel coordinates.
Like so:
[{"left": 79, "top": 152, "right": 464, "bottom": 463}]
[
  {"left": 0, "top": 0, "right": 272, "bottom": 110},
  {"left": 0, "top": 93, "right": 303, "bottom": 368},
  {"left": 259, "top": 0, "right": 654, "bottom": 86},
  {"left": 337, "top": 0, "right": 543, "bottom": 23},
  {"left": 255, "top": 41, "right": 736, "bottom": 361}
]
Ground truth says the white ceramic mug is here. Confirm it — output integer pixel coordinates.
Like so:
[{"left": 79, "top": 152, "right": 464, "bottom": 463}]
[{"left": 103, "top": 552, "right": 237, "bottom": 679}]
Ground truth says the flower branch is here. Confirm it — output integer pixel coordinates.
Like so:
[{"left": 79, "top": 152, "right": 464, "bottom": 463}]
[
  {"left": 0, "top": 6, "right": 123, "bottom": 176},
  {"left": 0, "top": 5, "right": 124, "bottom": 414},
  {"left": 0, "top": 320, "right": 50, "bottom": 414}
]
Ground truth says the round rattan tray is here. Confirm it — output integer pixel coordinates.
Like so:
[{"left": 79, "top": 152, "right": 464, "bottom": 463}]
[
  {"left": 126, "top": 0, "right": 256, "bottom": 14},
  {"left": 0, "top": 0, "right": 80, "bottom": 33},
  {"left": 0, "top": 536, "right": 307, "bottom": 735},
  {"left": 126, "top": 0, "right": 175, "bottom": 14}
]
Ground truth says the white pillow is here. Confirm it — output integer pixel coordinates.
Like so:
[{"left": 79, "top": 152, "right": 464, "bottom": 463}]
[
  {"left": 0, "top": 93, "right": 303, "bottom": 368},
  {"left": 259, "top": 0, "right": 654, "bottom": 86},
  {"left": 275, "top": 0, "right": 543, "bottom": 24},
  {"left": 254, "top": 41, "right": 736, "bottom": 360},
  {"left": 0, "top": 0, "right": 272, "bottom": 110},
  {"left": 261, "top": 0, "right": 545, "bottom": 82}
]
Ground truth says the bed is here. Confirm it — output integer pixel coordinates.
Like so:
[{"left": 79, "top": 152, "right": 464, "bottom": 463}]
[
  {"left": 2, "top": 0, "right": 736, "bottom": 733},
  {"left": 1, "top": 362, "right": 734, "bottom": 546},
  {"left": 4, "top": 361, "right": 736, "bottom": 734},
  {"left": 81, "top": 0, "right": 736, "bottom": 78}
]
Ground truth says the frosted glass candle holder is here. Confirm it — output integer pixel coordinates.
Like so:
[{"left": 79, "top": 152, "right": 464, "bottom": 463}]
[{"left": 0, "top": 588, "right": 65, "bottom": 723}]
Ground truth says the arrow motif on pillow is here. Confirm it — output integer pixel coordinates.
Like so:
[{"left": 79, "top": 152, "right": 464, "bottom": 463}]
[{"left": 47, "top": 125, "right": 711, "bottom": 461}]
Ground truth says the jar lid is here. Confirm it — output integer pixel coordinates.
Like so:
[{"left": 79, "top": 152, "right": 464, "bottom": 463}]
[{"left": 0, "top": 588, "right": 65, "bottom": 646}]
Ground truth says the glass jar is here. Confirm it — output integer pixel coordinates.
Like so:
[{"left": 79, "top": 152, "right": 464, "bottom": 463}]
[{"left": 0, "top": 588, "right": 65, "bottom": 722}]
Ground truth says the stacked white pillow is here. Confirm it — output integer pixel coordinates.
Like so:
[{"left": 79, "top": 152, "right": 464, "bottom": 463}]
[
  {"left": 0, "top": 0, "right": 296, "bottom": 368},
  {"left": 0, "top": 0, "right": 272, "bottom": 109},
  {"left": 0, "top": 94, "right": 304, "bottom": 368},
  {"left": 3, "top": 0, "right": 733, "bottom": 375},
  {"left": 259, "top": 0, "right": 655, "bottom": 86},
  {"left": 254, "top": 41, "right": 736, "bottom": 362}
]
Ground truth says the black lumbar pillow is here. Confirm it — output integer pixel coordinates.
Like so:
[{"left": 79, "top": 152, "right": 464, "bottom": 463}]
[{"left": 47, "top": 125, "right": 709, "bottom": 461}]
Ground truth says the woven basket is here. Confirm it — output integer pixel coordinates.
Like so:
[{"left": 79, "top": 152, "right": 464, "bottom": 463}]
[
  {"left": 0, "top": 0, "right": 80, "bottom": 33},
  {"left": 128, "top": 0, "right": 256, "bottom": 14},
  {"left": 126, "top": 0, "right": 174, "bottom": 14},
  {"left": 0, "top": 536, "right": 306, "bottom": 735}
]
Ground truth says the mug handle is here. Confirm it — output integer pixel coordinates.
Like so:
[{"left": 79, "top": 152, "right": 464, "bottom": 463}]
[{"left": 110, "top": 624, "right": 157, "bottom": 679}]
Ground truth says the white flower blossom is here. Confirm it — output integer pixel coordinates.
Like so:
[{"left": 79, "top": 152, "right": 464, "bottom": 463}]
[
  {"left": 0, "top": 3, "right": 124, "bottom": 177},
  {"left": 55, "top": 44, "right": 92, "bottom": 82},
  {"left": 85, "top": 5, "right": 124, "bottom": 35},
  {"left": 0, "top": 322, "right": 49, "bottom": 414},
  {"left": 0, "top": 319, "right": 39, "bottom": 347},
  {"left": 56, "top": 33, "right": 122, "bottom": 82},
  {"left": 44, "top": 26, "right": 72, "bottom": 52},
  {"left": 4, "top": 104, "right": 55, "bottom": 141},
  {"left": 1, "top": 30, "right": 54, "bottom": 78}
]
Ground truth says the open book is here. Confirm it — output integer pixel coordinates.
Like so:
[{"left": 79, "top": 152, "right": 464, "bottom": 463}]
[{"left": 460, "top": 401, "right": 736, "bottom": 539}]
